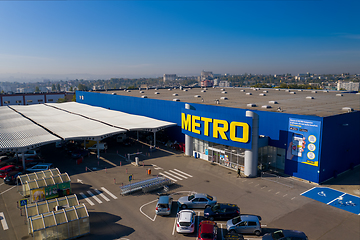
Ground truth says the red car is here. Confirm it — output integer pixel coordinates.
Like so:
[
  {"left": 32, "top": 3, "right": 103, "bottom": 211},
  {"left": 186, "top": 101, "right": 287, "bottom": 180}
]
[
  {"left": 198, "top": 220, "right": 218, "bottom": 240},
  {"left": 0, "top": 165, "right": 23, "bottom": 178}
]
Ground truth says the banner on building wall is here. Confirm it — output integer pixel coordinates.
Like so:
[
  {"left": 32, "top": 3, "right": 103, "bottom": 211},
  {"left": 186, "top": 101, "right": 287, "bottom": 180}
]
[{"left": 287, "top": 118, "right": 321, "bottom": 167}]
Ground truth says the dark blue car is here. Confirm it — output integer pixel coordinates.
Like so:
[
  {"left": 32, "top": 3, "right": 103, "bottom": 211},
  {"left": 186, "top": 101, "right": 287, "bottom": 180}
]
[{"left": 204, "top": 203, "right": 240, "bottom": 221}]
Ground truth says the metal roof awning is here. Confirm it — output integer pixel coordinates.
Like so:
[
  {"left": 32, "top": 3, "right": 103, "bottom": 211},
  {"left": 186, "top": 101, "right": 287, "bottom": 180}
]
[
  {"left": 0, "top": 102, "right": 176, "bottom": 151},
  {"left": 46, "top": 102, "right": 176, "bottom": 131}
]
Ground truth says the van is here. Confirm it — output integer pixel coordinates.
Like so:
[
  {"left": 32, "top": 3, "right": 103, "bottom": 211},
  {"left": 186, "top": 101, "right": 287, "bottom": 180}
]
[
  {"left": 88, "top": 143, "right": 108, "bottom": 152},
  {"left": 155, "top": 195, "right": 173, "bottom": 215}
]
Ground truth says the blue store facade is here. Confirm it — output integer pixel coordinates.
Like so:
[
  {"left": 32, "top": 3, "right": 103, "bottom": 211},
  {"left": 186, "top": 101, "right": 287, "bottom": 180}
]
[{"left": 77, "top": 91, "right": 360, "bottom": 184}]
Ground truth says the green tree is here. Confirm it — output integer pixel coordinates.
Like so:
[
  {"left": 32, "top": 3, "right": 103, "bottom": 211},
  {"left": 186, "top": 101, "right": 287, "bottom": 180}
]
[
  {"left": 52, "top": 84, "right": 56, "bottom": 91},
  {"left": 35, "top": 86, "right": 40, "bottom": 93},
  {"left": 72, "top": 94, "right": 76, "bottom": 102},
  {"left": 78, "top": 84, "right": 88, "bottom": 91},
  {"left": 56, "top": 83, "right": 60, "bottom": 91},
  {"left": 69, "top": 86, "right": 73, "bottom": 92},
  {"left": 57, "top": 97, "right": 66, "bottom": 103}
]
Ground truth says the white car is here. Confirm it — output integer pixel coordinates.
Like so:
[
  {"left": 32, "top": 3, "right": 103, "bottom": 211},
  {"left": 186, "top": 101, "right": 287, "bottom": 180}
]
[
  {"left": 176, "top": 210, "right": 196, "bottom": 234},
  {"left": 26, "top": 163, "right": 53, "bottom": 172}
]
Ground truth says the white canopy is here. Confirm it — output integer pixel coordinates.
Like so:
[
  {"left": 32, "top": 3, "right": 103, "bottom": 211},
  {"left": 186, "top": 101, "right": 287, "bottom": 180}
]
[{"left": 0, "top": 102, "right": 176, "bottom": 151}]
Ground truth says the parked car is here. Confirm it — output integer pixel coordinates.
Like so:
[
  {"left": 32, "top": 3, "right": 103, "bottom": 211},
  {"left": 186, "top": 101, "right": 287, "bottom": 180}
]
[
  {"left": 262, "top": 229, "right": 308, "bottom": 240},
  {"left": 226, "top": 215, "right": 262, "bottom": 236},
  {"left": 155, "top": 195, "right": 173, "bottom": 216},
  {"left": 71, "top": 149, "right": 89, "bottom": 159},
  {"left": 178, "top": 193, "right": 217, "bottom": 209},
  {"left": 16, "top": 149, "right": 39, "bottom": 158},
  {"left": 224, "top": 232, "right": 245, "bottom": 240},
  {"left": 204, "top": 203, "right": 240, "bottom": 221},
  {"left": 0, "top": 156, "right": 9, "bottom": 162},
  {"left": 26, "top": 163, "right": 53, "bottom": 173},
  {"left": 176, "top": 210, "right": 196, "bottom": 234},
  {"left": 0, "top": 165, "right": 23, "bottom": 178},
  {"left": 198, "top": 220, "right": 218, "bottom": 240},
  {"left": 4, "top": 171, "right": 22, "bottom": 185}
]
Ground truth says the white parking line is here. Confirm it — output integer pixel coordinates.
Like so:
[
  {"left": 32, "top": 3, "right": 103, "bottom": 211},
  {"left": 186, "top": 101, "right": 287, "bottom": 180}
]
[
  {"left": 139, "top": 199, "right": 158, "bottom": 222},
  {"left": 95, "top": 189, "right": 110, "bottom": 202},
  {"left": 172, "top": 217, "right": 177, "bottom": 235},
  {"left": 169, "top": 170, "right": 188, "bottom": 179},
  {"left": 159, "top": 172, "right": 178, "bottom": 182},
  {"left": 164, "top": 171, "right": 183, "bottom": 180},
  {"left": 0, "top": 183, "right": 4, "bottom": 186},
  {"left": 87, "top": 190, "right": 102, "bottom": 204},
  {"left": 79, "top": 192, "right": 95, "bottom": 206},
  {"left": 173, "top": 169, "right": 193, "bottom": 178},
  {"left": 101, "top": 187, "right": 118, "bottom": 199},
  {"left": 0, "top": 212, "right": 9, "bottom": 230},
  {"left": 151, "top": 164, "right": 163, "bottom": 170},
  {"left": 0, "top": 186, "right": 16, "bottom": 196}
]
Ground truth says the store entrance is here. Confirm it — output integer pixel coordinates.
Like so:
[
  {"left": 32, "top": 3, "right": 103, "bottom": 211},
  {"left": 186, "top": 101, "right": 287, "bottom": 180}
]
[{"left": 208, "top": 145, "right": 245, "bottom": 171}]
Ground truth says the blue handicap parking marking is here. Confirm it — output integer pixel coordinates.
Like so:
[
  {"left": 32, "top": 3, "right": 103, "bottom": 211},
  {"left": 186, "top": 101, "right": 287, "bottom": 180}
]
[
  {"left": 328, "top": 194, "right": 360, "bottom": 215},
  {"left": 301, "top": 187, "right": 360, "bottom": 215}
]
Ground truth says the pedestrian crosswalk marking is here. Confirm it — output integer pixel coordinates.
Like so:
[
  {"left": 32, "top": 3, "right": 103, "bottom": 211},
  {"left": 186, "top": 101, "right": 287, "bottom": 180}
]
[
  {"left": 164, "top": 171, "right": 183, "bottom": 180},
  {"left": 173, "top": 169, "right": 193, "bottom": 178},
  {"left": 101, "top": 187, "right": 118, "bottom": 199},
  {"left": 159, "top": 172, "right": 178, "bottom": 182},
  {"left": 80, "top": 192, "right": 95, "bottom": 206},
  {"left": 169, "top": 170, "right": 188, "bottom": 179},
  {"left": 95, "top": 189, "right": 110, "bottom": 202},
  {"left": 87, "top": 190, "right": 103, "bottom": 204}
]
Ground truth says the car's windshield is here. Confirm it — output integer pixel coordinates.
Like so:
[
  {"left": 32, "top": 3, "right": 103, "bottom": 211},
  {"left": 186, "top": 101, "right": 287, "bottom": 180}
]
[
  {"left": 158, "top": 204, "right": 168, "bottom": 208},
  {"left": 188, "top": 195, "right": 195, "bottom": 201},
  {"left": 201, "top": 233, "right": 214, "bottom": 238},
  {"left": 179, "top": 222, "right": 191, "bottom": 227},
  {"left": 206, "top": 194, "right": 213, "bottom": 200},
  {"left": 271, "top": 230, "right": 285, "bottom": 239},
  {"left": 211, "top": 204, "right": 220, "bottom": 212},
  {"left": 232, "top": 216, "right": 241, "bottom": 225}
]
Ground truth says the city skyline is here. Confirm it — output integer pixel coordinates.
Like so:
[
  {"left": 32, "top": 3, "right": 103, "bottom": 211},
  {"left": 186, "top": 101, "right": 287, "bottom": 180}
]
[{"left": 0, "top": 0, "right": 359, "bottom": 82}]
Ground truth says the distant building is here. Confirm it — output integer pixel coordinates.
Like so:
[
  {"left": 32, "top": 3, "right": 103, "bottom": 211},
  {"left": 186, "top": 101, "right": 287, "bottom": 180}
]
[
  {"left": 337, "top": 80, "right": 359, "bottom": 91},
  {"left": 213, "top": 79, "right": 219, "bottom": 86},
  {"left": 201, "top": 79, "right": 213, "bottom": 87},
  {"left": 201, "top": 71, "right": 213, "bottom": 81},
  {"left": 219, "top": 81, "right": 230, "bottom": 87},
  {"left": 0, "top": 92, "right": 73, "bottom": 106},
  {"left": 163, "top": 74, "right": 177, "bottom": 82}
]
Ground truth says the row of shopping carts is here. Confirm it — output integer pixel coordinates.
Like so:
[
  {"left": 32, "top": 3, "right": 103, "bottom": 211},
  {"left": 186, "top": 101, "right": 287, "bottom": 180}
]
[{"left": 120, "top": 177, "right": 173, "bottom": 195}]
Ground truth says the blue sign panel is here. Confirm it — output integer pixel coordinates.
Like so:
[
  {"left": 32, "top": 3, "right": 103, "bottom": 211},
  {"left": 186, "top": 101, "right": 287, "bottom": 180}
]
[
  {"left": 301, "top": 187, "right": 360, "bottom": 215},
  {"left": 181, "top": 109, "right": 252, "bottom": 149},
  {"left": 287, "top": 118, "right": 321, "bottom": 167}
]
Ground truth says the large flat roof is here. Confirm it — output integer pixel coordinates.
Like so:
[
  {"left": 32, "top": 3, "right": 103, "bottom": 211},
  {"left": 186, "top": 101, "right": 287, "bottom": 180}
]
[{"left": 99, "top": 87, "right": 360, "bottom": 117}]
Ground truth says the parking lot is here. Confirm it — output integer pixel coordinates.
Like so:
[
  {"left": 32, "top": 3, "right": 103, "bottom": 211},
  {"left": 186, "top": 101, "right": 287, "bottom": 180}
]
[{"left": 0, "top": 137, "right": 359, "bottom": 240}]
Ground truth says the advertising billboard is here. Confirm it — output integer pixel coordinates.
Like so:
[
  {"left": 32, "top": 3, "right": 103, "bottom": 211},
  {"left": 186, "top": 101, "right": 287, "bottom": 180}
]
[
  {"left": 181, "top": 109, "right": 252, "bottom": 149},
  {"left": 287, "top": 118, "right": 321, "bottom": 167}
]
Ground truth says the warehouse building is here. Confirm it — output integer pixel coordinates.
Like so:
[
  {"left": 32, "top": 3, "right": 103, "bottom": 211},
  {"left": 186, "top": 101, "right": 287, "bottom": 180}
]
[{"left": 77, "top": 87, "right": 360, "bottom": 184}]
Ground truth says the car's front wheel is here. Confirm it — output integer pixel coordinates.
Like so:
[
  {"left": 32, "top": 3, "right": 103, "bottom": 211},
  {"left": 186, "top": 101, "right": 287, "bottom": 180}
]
[
  {"left": 181, "top": 204, "right": 187, "bottom": 209},
  {"left": 255, "top": 230, "right": 261, "bottom": 236}
]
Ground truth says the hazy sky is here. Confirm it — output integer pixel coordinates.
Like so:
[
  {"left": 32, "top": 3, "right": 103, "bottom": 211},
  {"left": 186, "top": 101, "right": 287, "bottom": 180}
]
[{"left": 0, "top": 0, "right": 359, "bottom": 81}]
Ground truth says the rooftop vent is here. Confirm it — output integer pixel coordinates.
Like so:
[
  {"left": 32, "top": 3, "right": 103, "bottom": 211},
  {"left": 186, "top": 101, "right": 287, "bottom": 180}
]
[
  {"left": 298, "top": 89, "right": 303, "bottom": 92},
  {"left": 173, "top": 93, "right": 178, "bottom": 96},
  {"left": 261, "top": 105, "right": 272, "bottom": 109},
  {"left": 220, "top": 97, "right": 228, "bottom": 100},
  {"left": 141, "top": 96, "right": 147, "bottom": 98},
  {"left": 168, "top": 88, "right": 172, "bottom": 91},
  {"left": 221, "top": 88, "right": 225, "bottom": 91},
  {"left": 285, "top": 89, "right": 290, "bottom": 92},
  {"left": 246, "top": 92, "right": 252, "bottom": 95},
  {"left": 263, "top": 90, "right": 268, "bottom": 93},
  {"left": 194, "top": 95, "right": 201, "bottom": 98},
  {"left": 247, "top": 103, "right": 256, "bottom": 107},
  {"left": 323, "top": 90, "right": 329, "bottom": 93},
  {"left": 154, "top": 92, "right": 159, "bottom": 95},
  {"left": 127, "top": 90, "right": 131, "bottom": 92},
  {"left": 201, "top": 90, "right": 206, "bottom": 92},
  {"left": 139, "top": 91, "right": 144, "bottom": 93},
  {"left": 111, "top": 93, "right": 117, "bottom": 95},
  {"left": 173, "top": 99, "right": 180, "bottom": 102},
  {"left": 204, "top": 88, "right": 207, "bottom": 90},
  {"left": 221, "top": 91, "right": 227, "bottom": 94},
  {"left": 306, "top": 96, "right": 314, "bottom": 99},
  {"left": 183, "top": 89, "right": 188, "bottom": 92},
  {"left": 290, "top": 92, "right": 296, "bottom": 94},
  {"left": 311, "top": 91, "right": 317, "bottom": 93},
  {"left": 342, "top": 107, "right": 353, "bottom": 112},
  {"left": 356, "top": 92, "right": 360, "bottom": 95},
  {"left": 275, "top": 89, "right": 280, "bottom": 91},
  {"left": 336, "top": 94, "right": 343, "bottom": 97},
  {"left": 269, "top": 101, "right": 278, "bottom": 104},
  {"left": 259, "top": 93, "right": 266, "bottom": 96},
  {"left": 240, "top": 89, "right": 245, "bottom": 92}
]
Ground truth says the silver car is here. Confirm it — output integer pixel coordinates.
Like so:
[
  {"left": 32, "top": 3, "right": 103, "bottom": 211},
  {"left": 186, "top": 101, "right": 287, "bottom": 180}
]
[
  {"left": 226, "top": 215, "right": 262, "bottom": 236},
  {"left": 177, "top": 193, "right": 217, "bottom": 209},
  {"left": 155, "top": 195, "right": 173, "bottom": 216}
]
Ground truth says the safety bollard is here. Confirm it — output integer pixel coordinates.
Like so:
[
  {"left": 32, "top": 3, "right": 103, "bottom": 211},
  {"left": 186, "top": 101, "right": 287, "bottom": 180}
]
[
  {"left": 143, "top": 162, "right": 144, "bottom": 167},
  {"left": 114, "top": 178, "right": 116, "bottom": 184},
  {"left": 126, "top": 168, "right": 128, "bottom": 174},
  {"left": 85, "top": 166, "right": 87, "bottom": 172},
  {"left": 120, "top": 161, "right": 122, "bottom": 167},
  {"left": 105, "top": 167, "right": 107, "bottom": 173},
  {"left": 98, "top": 161, "right": 99, "bottom": 166}
]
